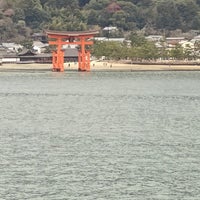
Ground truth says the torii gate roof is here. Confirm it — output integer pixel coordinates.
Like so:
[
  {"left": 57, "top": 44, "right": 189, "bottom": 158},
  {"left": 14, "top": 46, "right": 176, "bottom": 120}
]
[{"left": 46, "top": 30, "right": 99, "bottom": 37}]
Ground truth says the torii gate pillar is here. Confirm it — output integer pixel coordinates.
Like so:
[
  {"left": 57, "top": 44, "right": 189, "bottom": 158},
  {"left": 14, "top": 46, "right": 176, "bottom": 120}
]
[
  {"left": 78, "top": 36, "right": 91, "bottom": 71},
  {"left": 46, "top": 30, "right": 99, "bottom": 72}
]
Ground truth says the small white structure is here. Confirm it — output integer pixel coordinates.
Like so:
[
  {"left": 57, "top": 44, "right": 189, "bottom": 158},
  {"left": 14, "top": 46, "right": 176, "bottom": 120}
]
[
  {"left": 33, "top": 41, "right": 49, "bottom": 54},
  {"left": 2, "top": 43, "right": 22, "bottom": 52},
  {"left": 103, "top": 26, "right": 118, "bottom": 32},
  {"left": 2, "top": 57, "right": 20, "bottom": 63},
  {"left": 166, "top": 37, "right": 186, "bottom": 44},
  {"left": 94, "top": 37, "right": 107, "bottom": 41},
  {"left": 94, "top": 37, "right": 126, "bottom": 43},
  {"left": 145, "top": 35, "right": 163, "bottom": 42}
]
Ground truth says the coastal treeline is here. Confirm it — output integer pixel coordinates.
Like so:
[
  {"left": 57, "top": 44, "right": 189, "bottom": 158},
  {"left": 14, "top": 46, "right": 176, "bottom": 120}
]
[
  {"left": 92, "top": 34, "right": 200, "bottom": 61},
  {"left": 1, "top": 0, "right": 200, "bottom": 42}
]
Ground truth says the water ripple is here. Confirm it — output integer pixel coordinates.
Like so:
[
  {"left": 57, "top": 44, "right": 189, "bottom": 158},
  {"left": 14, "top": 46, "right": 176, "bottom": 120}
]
[{"left": 0, "top": 71, "right": 200, "bottom": 199}]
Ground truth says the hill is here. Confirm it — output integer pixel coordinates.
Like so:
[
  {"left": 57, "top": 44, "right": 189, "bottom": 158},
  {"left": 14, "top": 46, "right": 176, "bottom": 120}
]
[{"left": 1, "top": 0, "right": 200, "bottom": 42}]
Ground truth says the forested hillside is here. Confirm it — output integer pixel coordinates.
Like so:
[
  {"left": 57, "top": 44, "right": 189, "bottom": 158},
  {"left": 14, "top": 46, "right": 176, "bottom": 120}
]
[{"left": 1, "top": 0, "right": 200, "bottom": 42}]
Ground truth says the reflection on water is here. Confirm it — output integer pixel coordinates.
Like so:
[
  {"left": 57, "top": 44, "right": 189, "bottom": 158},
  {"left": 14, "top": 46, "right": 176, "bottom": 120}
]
[{"left": 0, "top": 71, "right": 200, "bottom": 199}]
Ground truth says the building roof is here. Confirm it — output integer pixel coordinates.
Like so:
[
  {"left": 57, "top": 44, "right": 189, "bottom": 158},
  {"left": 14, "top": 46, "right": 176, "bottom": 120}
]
[
  {"left": 17, "top": 48, "right": 78, "bottom": 58},
  {"left": 94, "top": 37, "right": 126, "bottom": 43},
  {"left": 2, "top": 43, "right": 22, "bottom": 52},
  {"left": 166, "top": 37, "right": 185, "bottom": 40},
  {"left": 145, "top": 35, "right": 163, "bottom": 42},
  {"left": 103, "top": 27, "right": 118, "bottom": 31},
  {"left": 33, "top": 41, "right": 49, "bottom": 48},
  {"left": 18, "top": 49, "right": 36, "bottom": 56}
]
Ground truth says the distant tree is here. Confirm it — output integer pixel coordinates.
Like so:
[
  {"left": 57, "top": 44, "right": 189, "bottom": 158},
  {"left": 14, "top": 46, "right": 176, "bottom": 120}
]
[
  {"left": 176, "top": 0, "right": 200, "bottom": 31},
  {"left": 129, "top": 32, "right": 146, "bottom": 47},
  {"left": 0, "top": 17, "right": 17, "bottom": 41},
  {"left": 193, "top": 41, "right": 200, "bottom": 59},
  {"left": 133, "top": 0, "right": 153, "bottom": 7},
  {"left": 139, "top": 42, "right": 159, "bottom": 60},
  {"left": 156, "top": 1, "right": 181, "bottom": 30},
  {"left": 2, "top": 0, "right": 200, "bottom": 42},
  {"left": 79, "top": 0, "right": 90, "bottom": 7},
  {"left": 42, "top": 0, "right": 79, "bottom": 9},
  {"left": 20, "top": 0, "right": 50, "bottom": 29},
  {"left": 93, "top": 41, "right": 126, "bottom": 60},
  {"left": 184, "top": 44, "right": 194, "bottom": 60},
  {"left": 86, "top": 0, "right": 110, "bottom": 10},
  {"left": 20, "top": 39, "right": 33, "bottom": 50},
  {"left": 170, "top": 45, "right": 184, "bottom": 60},
  {"left": 15, "top": 20, "right": 31, "bottom": 38},
  {"left": 196, "top": 0, "right": 200, "bottom": 5},
  {"left": 13, "top": 8, "right": 25, "bottom": 22},
  {"left": 87, "top": 10, "right": 99, "bottom": 25}
]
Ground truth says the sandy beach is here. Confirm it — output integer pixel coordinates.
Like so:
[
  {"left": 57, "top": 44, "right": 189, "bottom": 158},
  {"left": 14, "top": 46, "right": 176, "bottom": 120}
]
[{"left": 1, "top": 61, "right": 200, "bottom": 71}]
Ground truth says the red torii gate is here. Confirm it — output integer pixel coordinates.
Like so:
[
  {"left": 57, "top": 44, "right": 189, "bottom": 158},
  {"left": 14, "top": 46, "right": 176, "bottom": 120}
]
[{"left": 46, "top": 30, "right": 99, "bottom": 72}]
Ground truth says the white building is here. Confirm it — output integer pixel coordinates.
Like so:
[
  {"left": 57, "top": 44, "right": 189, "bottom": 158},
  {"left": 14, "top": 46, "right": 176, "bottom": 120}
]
[
  {"left": 2, "top": 43, "right": 22, "bottom": 52},
  {"left": 145, "top": 35, "right": 163, "bottom": 42},
  {"left": 33, "top": 41, "right": 49, "bottom": 54}
]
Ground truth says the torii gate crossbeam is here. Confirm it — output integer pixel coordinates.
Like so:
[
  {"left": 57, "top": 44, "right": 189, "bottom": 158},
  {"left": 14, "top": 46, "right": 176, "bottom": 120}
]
[{"left": 46, "top": 30, "right": 99, "bottom": 72}]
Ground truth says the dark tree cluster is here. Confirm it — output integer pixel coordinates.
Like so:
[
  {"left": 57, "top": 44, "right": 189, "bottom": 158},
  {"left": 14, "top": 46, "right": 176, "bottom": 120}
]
[{"left": 1, "top": 0, "right": 200, "bottom": 42}]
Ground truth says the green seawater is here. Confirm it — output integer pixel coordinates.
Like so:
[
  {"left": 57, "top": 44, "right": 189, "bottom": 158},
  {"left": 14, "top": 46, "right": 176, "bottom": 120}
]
[{"left": 0, "top": 70, "right": 200, "bottom": 199}]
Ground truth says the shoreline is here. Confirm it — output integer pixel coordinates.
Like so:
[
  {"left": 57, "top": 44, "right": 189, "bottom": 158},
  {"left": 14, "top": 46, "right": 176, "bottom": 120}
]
[{"left": 1, "top": 61, "right": 200, "bottom": 72}]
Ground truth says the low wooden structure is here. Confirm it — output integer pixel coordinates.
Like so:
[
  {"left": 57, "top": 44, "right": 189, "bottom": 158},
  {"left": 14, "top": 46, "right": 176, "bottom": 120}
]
[{"left": 17, "top": 48, "right": 78, "bottom": 64}]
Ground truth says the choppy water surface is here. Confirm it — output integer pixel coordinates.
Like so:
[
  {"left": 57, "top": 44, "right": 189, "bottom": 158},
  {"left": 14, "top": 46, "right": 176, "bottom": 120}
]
[{"left": 0, "top": 70, "right": 200, "bottom": 200}]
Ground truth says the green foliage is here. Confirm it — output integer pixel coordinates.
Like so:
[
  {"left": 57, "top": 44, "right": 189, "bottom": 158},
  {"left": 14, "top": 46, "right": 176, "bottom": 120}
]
[
  {"left": 1, "top": 0, "right": 200, "bottom": 42},
  {"left": 79, "top": 0, "right": 90, "bottom": 7},
  {"left": 93, "top": 36, "right": 159, "bottom": 61},
  {"left": 20, "top": 39, "right": 33, "bottom": 49},
  {"left": 93, "top": 41, "right": 128, "bottom": 60},
  {"left": 130, "top": 32, "right": 147, "bottom": 47},
  {"left": 156, "top": 1, "right": 181, "bottom": 30},
  {"left": 169, "top": 45, "right": 185, "bottom": 60},
  {"left": 128, "top": 33, "right": 159, "bottom": 60}
]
